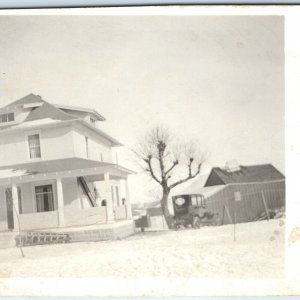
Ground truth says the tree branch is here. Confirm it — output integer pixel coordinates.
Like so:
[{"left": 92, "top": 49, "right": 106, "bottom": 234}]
[
  {"left": 145, "top": 156, "right": 162, "bottom": 185},
  {"left": 165, "top": 160, "right": 179, "bottom": 176},
  {"left": 169, "top": 162, "right": 202, "bottom": 189}
]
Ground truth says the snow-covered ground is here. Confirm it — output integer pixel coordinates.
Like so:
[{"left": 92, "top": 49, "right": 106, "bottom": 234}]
[{"left": 0, "top": 218, "right": 299, "bottom": 296}]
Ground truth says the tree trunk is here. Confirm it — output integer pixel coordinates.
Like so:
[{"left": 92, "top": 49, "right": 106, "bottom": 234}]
[{"left": 161, "top": 192, "right": 174, "bottom": 229}]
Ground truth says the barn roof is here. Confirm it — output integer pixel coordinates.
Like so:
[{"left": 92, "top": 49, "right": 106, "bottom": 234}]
[
  {"left": 180, "top": 184, "right": 225, "bottom": 197},
  {"left": 205, "top": 164, "right": 284, "bottom": 186}
]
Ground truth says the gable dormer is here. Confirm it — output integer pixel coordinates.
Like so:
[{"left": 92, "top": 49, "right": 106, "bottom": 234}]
[
  {"left": 0, "top": 94, "right": 45, "bottom": 129},
  {"left": 0, "top": 94, "right": 106, "bottom": 129}
]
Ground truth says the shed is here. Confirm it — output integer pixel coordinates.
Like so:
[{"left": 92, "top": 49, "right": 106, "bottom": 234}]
[
  {"left": 177, "top": 163, "right": 285, "bottom": 225},
  {"left": 146, "top": 207, "right": 168, "bottom": 230}
]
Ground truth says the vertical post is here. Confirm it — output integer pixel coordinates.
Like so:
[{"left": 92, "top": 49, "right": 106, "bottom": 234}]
[
  {"left": 233, "top": 202, "right": 236, "bottom": 242},
  {"left": 125, "top": 178, "right": 132, "bottom": 220},
  {"left": 221, "top": 206, "right": 225, "bottom": 225},
  {"left": 261, "top": 191, "right": 270, "bottom": 220},
  {"left": 12, "top": 184, "right": 24, "bottom": 257},
  {"left": 233, "top": 192, "right": 241, "bottom": 242},
  {"left": 56, "top": 178, "right": 65, "bottom": 227},
  {"left": 104, "top": 172, "right": 114, "bottom": 223},
  {"left": 12, "top": 184, "right": 20, "bottom": 231},
  {"left": 225, "top": 205, "right": 233, "bottom": 224}
]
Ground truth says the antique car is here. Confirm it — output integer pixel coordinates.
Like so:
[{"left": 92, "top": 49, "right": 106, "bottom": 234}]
[{"left": 172, "top": 194, "right": 215, "bottom": 229}]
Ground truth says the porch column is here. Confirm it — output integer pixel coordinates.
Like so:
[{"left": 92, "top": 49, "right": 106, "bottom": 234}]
[
  {"left": 56, "top": 178, "right": 65, "bottom": 227},
  {"left": 104, "top": 172, "right": 114, "bottom": 223},
  {"left": 125, "top": 178, "right": 132, "bottom": 220},
  {"left": 12, "top": 184, "right": 20, "bottom": 231}
]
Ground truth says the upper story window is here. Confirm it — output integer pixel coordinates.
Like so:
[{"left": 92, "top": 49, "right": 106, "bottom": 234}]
[
  {"left": 28, "top": 134, "right": 41, "bottom": 159},
  {"left": 90, "top": 117, "right": 96, "bottom": 125},
  {"left": 0, "top": 112, "right": 14, "bottom": 124}
]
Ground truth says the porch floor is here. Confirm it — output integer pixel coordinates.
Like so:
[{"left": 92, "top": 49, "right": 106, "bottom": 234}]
[
  {"left": 16, "top": 219, "right": 135, "bottom": 246},
  {"left": 34, "top": 219, "right": 134, "bottom": 233}
]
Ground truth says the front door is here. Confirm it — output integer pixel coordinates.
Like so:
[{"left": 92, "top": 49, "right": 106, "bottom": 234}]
[{"left": 5, "top": 188, "right": 14, "bottom": 230}]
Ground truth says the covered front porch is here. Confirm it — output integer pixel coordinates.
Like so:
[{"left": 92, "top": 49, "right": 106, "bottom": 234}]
[{"left": 0, "top": 158, "right": 134, "bottom": 235}]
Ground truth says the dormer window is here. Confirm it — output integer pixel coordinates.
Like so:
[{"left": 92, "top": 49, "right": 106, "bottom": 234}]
[{"left": 0, "top": 112, "right": 14, "bottom": 123}]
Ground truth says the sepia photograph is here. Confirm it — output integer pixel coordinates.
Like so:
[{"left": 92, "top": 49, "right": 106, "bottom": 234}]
[{"left": 0, "top": 6, "right": 298, "bottom": 297}]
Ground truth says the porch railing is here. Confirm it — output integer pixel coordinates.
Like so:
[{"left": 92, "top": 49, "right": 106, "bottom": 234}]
[
  {"left": 64, "top": 206, "right": 107, "bottom": 226},
  {"left": 19, "top": 211, "right": 59, "bottom": 230},
  {"left": 114, "top": 205, "right": 127, "bottom": 220}
]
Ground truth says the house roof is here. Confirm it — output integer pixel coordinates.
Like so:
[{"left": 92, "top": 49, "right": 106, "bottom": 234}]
[
  {"left": 55, "top": 104, "right": 106, "bottom": 121},
  {"left": 0, "top": 93, "right": 105, "bottom": 121},
  {"left": 0, "top": 94, "right": 122, "bottom": 146},
  {"left": 204, "top": 164, "right": 285, "bottom": 186},
  {"left": 24, "top": 101, "right": 76, "bottom": 122},
  {"left": 0, "top": 94, "right": 44, "bottom": 111},
  {"left": 0, "top": 157, "right": 134, "bottom": 180}
]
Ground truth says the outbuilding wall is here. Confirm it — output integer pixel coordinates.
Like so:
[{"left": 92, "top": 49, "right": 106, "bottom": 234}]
[{"left": 205, "top": 180, "right": 285, "bottom": 225}]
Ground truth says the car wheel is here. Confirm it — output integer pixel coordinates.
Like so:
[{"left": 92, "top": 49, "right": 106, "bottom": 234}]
[{"left": 192, "top": 215, "right": 201, "bottom": 229}]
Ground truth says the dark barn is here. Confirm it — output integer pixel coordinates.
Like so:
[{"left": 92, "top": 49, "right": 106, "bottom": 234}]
[{"left": 178, "top": 163, "right": 285, "bottom": 225}]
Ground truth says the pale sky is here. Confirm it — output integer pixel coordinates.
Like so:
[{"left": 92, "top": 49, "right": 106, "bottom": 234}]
[{"left": 0, "top": 15, "right": 284, "bottom": 202}]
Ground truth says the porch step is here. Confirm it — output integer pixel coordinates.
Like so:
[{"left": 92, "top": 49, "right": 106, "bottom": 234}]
[
  {"left": 16, "top": 231, "right": 70, "bottom": 247},
  {"left": 0, "top": 232, "right": 17, "bottom": 249}
]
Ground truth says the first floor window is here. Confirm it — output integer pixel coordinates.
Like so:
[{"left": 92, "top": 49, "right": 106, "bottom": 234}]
[
  {"left": 35, "top": 185, "right": 54, "bottom": 212},
  {"left": 28, "top": 133, "right": 41, "bottom": 159}
]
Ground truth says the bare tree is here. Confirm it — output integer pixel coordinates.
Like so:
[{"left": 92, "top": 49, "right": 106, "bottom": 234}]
[{"left": 133, "top": 126, "right": 205, "bottom": 229}]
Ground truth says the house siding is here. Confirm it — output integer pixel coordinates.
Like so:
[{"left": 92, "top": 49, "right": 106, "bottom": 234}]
[
  {"left": 62, "top": 177, "right": 82, "bottom": 209},
  {"left": 72, "top": 128, "right": 113, "bottom": 163},
  {"left": 21, "top": 183, "right": 35, "bottom": 214},
  {"left": 41, "top": 125, "right": 75, "bottom": 161},
  {"left": 0, "top": 125, "right": 74, "bottom": 166}
]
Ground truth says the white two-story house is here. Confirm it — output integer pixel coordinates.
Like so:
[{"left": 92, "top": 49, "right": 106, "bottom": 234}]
[{"left": 0, "top": 94, "right": 134, "bottom": 245}]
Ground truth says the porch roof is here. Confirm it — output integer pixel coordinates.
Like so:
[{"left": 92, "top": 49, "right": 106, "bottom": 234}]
[{"left": 0, "top": 158, "right": 135, "bottom": 185}]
